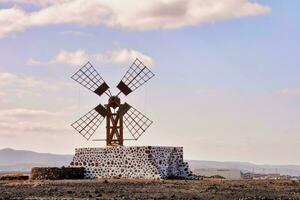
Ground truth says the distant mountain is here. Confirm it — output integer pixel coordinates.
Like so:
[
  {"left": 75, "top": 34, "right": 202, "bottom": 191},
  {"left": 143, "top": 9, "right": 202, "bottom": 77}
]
[
  {"left": 0, "top": 148, "right": 72, "bottom": 172},
  {"left": 0, "top": 148, "right": 299, "bottom": 177},
  {"left": 187, "top": 160, "right": 300, "bottom": 177}
]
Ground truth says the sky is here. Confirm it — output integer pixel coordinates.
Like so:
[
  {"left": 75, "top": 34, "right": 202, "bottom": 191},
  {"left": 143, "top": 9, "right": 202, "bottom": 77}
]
[{"left": 0, "top": 0, "right": 299, "bottom": 165}]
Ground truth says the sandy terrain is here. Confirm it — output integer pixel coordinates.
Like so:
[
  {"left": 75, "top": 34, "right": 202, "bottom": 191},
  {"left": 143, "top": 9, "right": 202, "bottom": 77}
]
[{"left": 0, "top": 179, "right": 299, "bottom": 199}]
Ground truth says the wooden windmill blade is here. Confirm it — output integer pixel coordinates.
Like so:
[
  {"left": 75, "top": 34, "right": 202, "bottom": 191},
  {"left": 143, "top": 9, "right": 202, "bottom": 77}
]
[
  {"left": 117, "top": 58, "right": 155, "bottom": 96},
  {"left": 122, "top": 105, "right": 153, "bottom": 140},
  {"left": 71, "top": 104, "right": 107, "bottom": 140},
  {"left": 71, "top": 62, "right": 111, "bottom": 97}
]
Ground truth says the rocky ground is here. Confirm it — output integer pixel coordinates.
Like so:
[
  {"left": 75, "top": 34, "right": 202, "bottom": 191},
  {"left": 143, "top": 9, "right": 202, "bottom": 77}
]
[{"left": 0, "top": 179, "right": 299, "bottom": 199}]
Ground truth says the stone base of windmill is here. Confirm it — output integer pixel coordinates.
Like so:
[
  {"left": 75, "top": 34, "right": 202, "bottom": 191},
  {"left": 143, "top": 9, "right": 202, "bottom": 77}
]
[{"left": 69, "top": 146, "right": 193, "bottom": 180}]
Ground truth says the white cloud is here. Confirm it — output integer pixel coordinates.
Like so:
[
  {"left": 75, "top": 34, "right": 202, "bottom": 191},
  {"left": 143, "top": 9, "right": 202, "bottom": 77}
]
[
  {"left": 0, "top": 8, "right": 28, "bottom": 38},
  {"left": 54, "top": 49, "right": 89, "bottom": 66},
  {"left": 0, "top": 72, "right": 18, "bottom": 83},
  {"left": 0, "top": 71, "right": 77, "bottom": 109},
  {"left": 28, "top": 48, "right": 154, "bottom": 66},
  {"left": 0, "top": 0, "right": 66, "bottom": 7},
  {"left": 0, "top": 122, "right": 67, "bottom": 135},
  {"left": 26, "top": 58, "right": 43, "bottom": 65},
  {"left": 0, "top": 72, "right": 72, "bottom": 101},
  {"left": 27, "top": 49, "right": 88, "bottom": 66},
  {"left": 60, "top": 30, "right": 92, "bottom": 36},
  {"left": 0, "top": 108, "right": 68, "bottom": 136},
  {"left": 94, "top": 48, "right": 154, "bottom": 66},
  {"left": 0, "top": 108, "right": 57, "bottom": 120},
  {"left": 0, "top": 72, "right": 74, "bottom": 137},
  {"left": 0, "top": 0, "right": 271, "bottom": 38},
  {"left": 0, "top": 72, "right": 55, "bottom": 91},
  {"left": 278, "top": 89, "right": 300, "bottom": 96},
  {"left": 0, "top": 91, "right": 6, "bottom": 102}
]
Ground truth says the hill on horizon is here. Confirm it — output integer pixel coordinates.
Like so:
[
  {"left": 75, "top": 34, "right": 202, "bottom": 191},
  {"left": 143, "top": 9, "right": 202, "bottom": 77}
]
[
  {"left": 188, "top": 160, "right": 300, "bottom": 177},
  {"left": 0, "top": 148, "right": 72, "bottom": 172},
  {"left": 0, "top": 148, "right": 299, "bottom": 176}
]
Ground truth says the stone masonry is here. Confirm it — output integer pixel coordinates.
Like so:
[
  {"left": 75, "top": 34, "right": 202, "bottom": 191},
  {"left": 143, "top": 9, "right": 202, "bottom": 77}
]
[{"left": 70, "top": 146, "right": 192, "bottom": 179}]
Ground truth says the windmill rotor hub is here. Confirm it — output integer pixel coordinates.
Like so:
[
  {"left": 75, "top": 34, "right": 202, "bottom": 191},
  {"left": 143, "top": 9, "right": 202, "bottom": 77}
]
[{"left": 108, "top": 96, "right": 120, "bottom": 108}]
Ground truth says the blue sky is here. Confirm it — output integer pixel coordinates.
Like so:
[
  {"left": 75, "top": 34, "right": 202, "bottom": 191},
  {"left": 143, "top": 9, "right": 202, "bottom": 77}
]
[{"left": 0, "top": 0, "right": 299, "bottom": 165}]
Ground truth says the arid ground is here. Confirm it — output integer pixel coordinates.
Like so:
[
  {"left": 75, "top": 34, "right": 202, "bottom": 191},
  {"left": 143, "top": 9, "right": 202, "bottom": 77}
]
[{"left": 0, "top": 179, "right": 299, "bottom": 199}]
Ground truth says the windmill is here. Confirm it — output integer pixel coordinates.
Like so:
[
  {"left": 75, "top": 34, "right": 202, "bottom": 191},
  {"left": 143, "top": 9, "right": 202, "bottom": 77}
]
[{"left": 71, "top": 58, "right": 154, "bottom": 146}]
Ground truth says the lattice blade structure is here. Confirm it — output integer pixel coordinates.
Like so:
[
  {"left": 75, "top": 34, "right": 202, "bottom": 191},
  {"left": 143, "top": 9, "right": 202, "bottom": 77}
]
[
  {"left": 123, "top": 105, "right": 153, "bottom": 139},
  {"left": 71, "top": 62, "right": 110, "bottom": 97},
  {"left": 117, "top": 58, "right": 154, "bottom": 96},
  {"left": 71, "top": 105, "right": 106, "bottom": 140}
]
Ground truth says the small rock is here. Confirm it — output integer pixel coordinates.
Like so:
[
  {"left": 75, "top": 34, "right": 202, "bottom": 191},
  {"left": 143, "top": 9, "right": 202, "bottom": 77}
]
[{"left": 96, "top": 193, "right": 102, "bottom": 197}]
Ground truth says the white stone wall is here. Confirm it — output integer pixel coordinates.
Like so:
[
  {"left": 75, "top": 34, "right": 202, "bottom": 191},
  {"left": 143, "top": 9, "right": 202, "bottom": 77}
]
[{"left": 70, "top": 146, "right": 192, "bottom": 179}]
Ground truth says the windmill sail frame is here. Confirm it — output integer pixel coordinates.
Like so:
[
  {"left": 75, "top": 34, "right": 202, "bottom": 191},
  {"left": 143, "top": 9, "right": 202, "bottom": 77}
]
[{"left": 71, "top": 58, "right": 154, "bottom": 146}]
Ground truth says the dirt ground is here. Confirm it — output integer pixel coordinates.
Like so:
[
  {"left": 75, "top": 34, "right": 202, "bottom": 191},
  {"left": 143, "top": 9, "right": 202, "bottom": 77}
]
[{"left": 0, "top": 179, "right": 299, "bottom": 200}]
